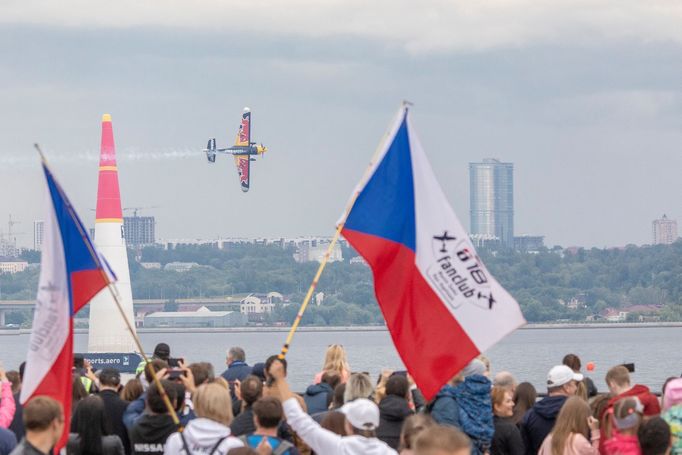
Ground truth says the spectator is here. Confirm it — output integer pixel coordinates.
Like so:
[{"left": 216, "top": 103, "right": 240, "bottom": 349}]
[
  {"left": 97, "top": 369, "right": 131, "bottom": 455},
  {"left": 230, "top": 376, "right": 264, "bottom": 437},
  {"left": 537, "top": 396, "right": 599, "bottom": 455},
  {"left": 8, "top": 363, "right": 25, "bottom": 441},
  {"left": 343, "top": 373, "right": 373, "bottom": 403},
  {"left": 67, "top": 395, "right": 124, "bottom": 455},
  {"left": 313, "top": 345, "right": 351, "bottom": 385},
  {"left": 377, "top": 375, "right": 413, "bottom": 450},
  {"left": 221, "top": 348, "right": 252, "bottom": 386},
  {"left": 250, "top": 364, "right": 266, "bottom": 384},
  {"left": 267, "top": 359, "right": 397, "bottom": 454},
  {"left": 164, "top": 383, "right": 244, "bottom": 454},
  {"left": 123, "top": 359, "right": 168, "bottom": 429},
  {"left": 603, "top": 397, "right": 643, "bottom": 455},
  {"left": 490, "top": 386, "right": 524, "bottom": 455},
  {"left": 304, "top": 372, "right": 340, "bottom": 415},
  {"left": 398, "top": 414, "right": 434, "bottom": 455},
  {"left": 320, "top": 412, "right": 349, "bottom": 437},
  {"left": 0, "top": 368, "right": 16, "bottom": 429},
  {"left": 0, "top": 427, "right": 16, "bottom": 455},
  {"left": 413, "top": 425, "right": 471, "bottom": 455},
  {"left": 71, "top": 374, "right": 88, "bottom": 421},
  {"left": 661, "top": 378, "right": 682, "bottom": 455},
  {"left": 511, "top": 383, "right": 537, "bottom": 426},
  {"left": 493, "top": 372, "right": 517, "bottom": 393},
  {"left": 121, "top": 379, "right": 143, "bottom": 403},
  {"left": 240, "top": 397, "right": 298, "bottom": 454},
  {"left": 563, "top": 354, "right": 597, "bottom": 399},
  {"left": 638, "top": 417, "right": 672, "bottom": 455},
  {"left": 128, "top": 380, "right": 179, "bottom": 455},
  {"left": 136, "top": 343, "right": 171, "bottom": 377},
  {"left": 430, "top": 359, "right": 493, "bottom": 455},
  {"left": 521, "top": 365, "right": 581, "bottom": 455},
  {"left": 11, "top": 396, "right": 64, "bottom": 455}
]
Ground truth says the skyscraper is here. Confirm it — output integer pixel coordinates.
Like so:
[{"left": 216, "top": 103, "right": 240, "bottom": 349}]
[
  {"left": 652, "top": 214, "right": 678, "bottom": 245},
  {"left": 33, "top": 220, "right": 44, "bottom": 251},
  {"left": 469, "top": 159, "right": 514, "bottom": 248},
  {"left": 123, "top": 216, "right": 155, "bottom": 246}
]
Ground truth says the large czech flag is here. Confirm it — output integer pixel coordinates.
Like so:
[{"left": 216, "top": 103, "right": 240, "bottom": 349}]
[
  {"left": 341, "top": 106, "right": 526, "bottom": 400},
  {"left": 21, "top": 161, "right": 113, "bottom": 451}
]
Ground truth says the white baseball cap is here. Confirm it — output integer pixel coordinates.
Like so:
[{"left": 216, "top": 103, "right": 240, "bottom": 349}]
[
  {"left": 341, "top": 398, "right": 380, "bottom": 431},
  {"left": 547, "top": 365, "right": 583, "bottom": 387}
]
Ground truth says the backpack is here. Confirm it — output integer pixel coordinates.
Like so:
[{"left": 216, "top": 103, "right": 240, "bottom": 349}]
[{"left": 239, "top": 435, "right": 295, "bottom": 455}]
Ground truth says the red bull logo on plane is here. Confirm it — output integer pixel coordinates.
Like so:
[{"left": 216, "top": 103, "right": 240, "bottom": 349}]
[
  {"left": 237, "top": 157, "right": 249, "bottom": 184},
  {"left": 238, "top": 113, "right": 250, "bottom": 145}
]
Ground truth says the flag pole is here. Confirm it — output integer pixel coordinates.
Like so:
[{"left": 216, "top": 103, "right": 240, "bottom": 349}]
[
  {"left": 34, "top": 144, "right": 181, "bottom": 426},
  {"left": 276, "top": 102, "right": 409, "bottom": 360}
]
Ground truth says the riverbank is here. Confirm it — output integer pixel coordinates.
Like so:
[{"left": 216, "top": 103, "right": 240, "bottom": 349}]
[{"left": 2, "top": 321, "right": 682, "bottom": 336}]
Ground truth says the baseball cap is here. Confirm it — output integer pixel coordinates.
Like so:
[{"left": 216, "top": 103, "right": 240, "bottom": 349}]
[
  {"left": 341, "top": 398, "right": 380, "bottom": 431},
  {"left": 547, "top": 365, "right": 583, "bottom": 387},
  {"left": 153, "top": 343, "right": 171, "bottom": 360}
]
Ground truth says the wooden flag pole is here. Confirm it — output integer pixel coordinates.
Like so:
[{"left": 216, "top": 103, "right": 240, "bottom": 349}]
[{"left": 35, "top": 144, "right": 181, "bottom": 426}]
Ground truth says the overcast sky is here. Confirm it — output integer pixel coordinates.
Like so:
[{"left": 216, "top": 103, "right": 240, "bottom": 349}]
[{"left": 1, "top": 1, "right": 681, "bottom": 249}]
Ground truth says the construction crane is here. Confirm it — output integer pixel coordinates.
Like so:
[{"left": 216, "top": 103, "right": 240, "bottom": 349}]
[{"left": 123, "top": 206, "right": 159, "bottom": 218}]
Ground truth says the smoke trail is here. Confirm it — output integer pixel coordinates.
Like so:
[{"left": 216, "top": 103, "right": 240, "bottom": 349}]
[{"left": 0, "top": 146, "right": 201, "bottom": 169}]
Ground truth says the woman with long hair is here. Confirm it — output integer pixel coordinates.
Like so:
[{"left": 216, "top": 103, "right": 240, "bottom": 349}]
[
  {"left": 538, "top": 396, "right": 599, "bottom": 455},
  {"left": 490, "top": 386, "right": 524, "bottom": 455},
  {"left": 313, "top": 344, "right": 351, "bottom": 384},
  {"left": 67, "top": 395, "right": 124, "bottom": 455},
  {"left": 511, "top": 382, "right": 537, "bottom": 425}
]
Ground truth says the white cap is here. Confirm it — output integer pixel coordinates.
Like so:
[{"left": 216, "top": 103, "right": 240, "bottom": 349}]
[
  {"left": 341, "top": 398, "right": 380, "bottom": 431},
  {"left": 547, "top": 365, "right": 583, "bottom": 387}
]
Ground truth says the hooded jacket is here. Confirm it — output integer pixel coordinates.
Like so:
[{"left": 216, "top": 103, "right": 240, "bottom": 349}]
[
  {"left": 491, "top": 416, "right": 524, "bottom": 455},
  {"left": 377, "top": 395, "right": 413, "bottom": 450},
  {"left": 598, "top": 384, "right": 660, "bottom": 452},
  {"left": 164, "top": 418, "right": 243, "bottom": 455},
  {"left": 128, "top": 414, "right": 178, "bottom": 455},
  {"left": 431, "top": 375, "right": 493, "bottom": 455},
  {"left": 303, "top": 383, "right": 333, "bottom": 416},
  {"left": 603, "top": 433, "right": 641, "bottom": 455},
  {"left": 282, "top": 397, "right": 397, "bottom": 455},
  {"left": 521, "top": 395, "right": 567, "bottom": 455}
]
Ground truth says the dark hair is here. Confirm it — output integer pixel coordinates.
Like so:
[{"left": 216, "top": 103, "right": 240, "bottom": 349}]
[
  {"left": 99, "top": 368, "right": 121, "bottom": 388},
  {"left": 265, "top": 355, "right": 287, "bottom": 377},
  {"left": 6, "top": 371, "right": 20, "bottom": 394},
  {"left": 241, "top": 375, "right": 264, "bottom": 406},
  {"left": 638, "top": 417, "right": 671, "bottom": 455},
  {"left": 189, "top": 363, "right": 213, "bottom": 387},
  {"left": 74, "top": 355, "right": 85, "bottom": 369},
  {"left": 512, "top": 382, "right": 537, "bottom": 424},
  {"left": 73, "top": 395, "right": 110, "bottom": 455},
  {"left": 72, "top": 374, "right": 88, "bottom": 403},
  {"left": 169, "top": 382, "right": 186, "bottom": 413},
  {"left": 147, "top": 380, "right": 179, "bottom": 414},
  {"left": 153, "top": 343, "right": 171, "bottom": 361},
  {"left": 332, "top": 383, "right": 346, "bottom": 409},
  {"left": 563, "top": 353, "right": 581, "bottom": 371},
  {"left": 252, "top": 397, "right": 283, "bottom": 429},
  {"left": 19, "top": 361, "right": 26, "bottom": 381},
  {"left": 143, "top": 359, "right": 169, "bottom": 384},
  {"left": 385, "top": 374, "right": 409, "bottom": 398},
  {"left": 250, "top": 363, "right": 266, "bottom": 382},
  {"left": 121, "top": 378, "right": 143, "bottom": 402},
  {"left": 226, "top": 448, "right": 258, "bottom": 455},
  {"left": 400, "top": 414, "right": 435, "bottom": 451},
  {"left": 320, "top": 411, "right": 348, "bottom": 436},
  {"left": 24, "top": 396, "right": 64, "bottom": 431},
  {"left": 321, "top": 371, "right": 341, "bottom": 390}
]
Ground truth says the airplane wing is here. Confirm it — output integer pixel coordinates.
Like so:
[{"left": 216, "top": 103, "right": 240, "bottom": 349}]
[
  {"left": 233, "top": 154, "right": 251, "bottom": 192},
  {"left": 234, "top": 108, "right": 251, "bottom": 147}
]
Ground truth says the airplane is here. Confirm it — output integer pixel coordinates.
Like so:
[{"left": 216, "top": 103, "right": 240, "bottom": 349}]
[
  {"left": 433, "top": 231, "right": 457, "bottom": 253},
  {"left": 203, "top": 107, "right": 268, "bottom": 192}
]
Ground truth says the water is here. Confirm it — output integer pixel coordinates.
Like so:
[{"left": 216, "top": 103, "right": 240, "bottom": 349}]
[{"left": 2, "top": 327, "right": 680, "bottom": 392}]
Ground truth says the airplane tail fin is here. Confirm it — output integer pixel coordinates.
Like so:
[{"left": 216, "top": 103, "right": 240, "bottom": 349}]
[
  {"left": 205, "top": 138, "right": 216, "bottom": 162},
  {"left": 234, "top": 108, "right": 251, "bottom": 147}
]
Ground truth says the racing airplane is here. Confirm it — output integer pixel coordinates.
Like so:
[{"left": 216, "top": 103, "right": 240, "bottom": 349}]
[{"left": 204, "top": 107, "right": 268, "bottom": 192}]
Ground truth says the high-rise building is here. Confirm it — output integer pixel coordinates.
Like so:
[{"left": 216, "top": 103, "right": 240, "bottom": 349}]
[
  {"left": 33, "top": 220, "right": 44, "bottom": 251},
  {"left": 652, "top": 214, "right": 678, "bottom": 245},
  {"left": 469, "top": 159, "right": 514, "bottom": 248},
  {"left": 123, "top": 216, "right": 156, "bottom": 246}
]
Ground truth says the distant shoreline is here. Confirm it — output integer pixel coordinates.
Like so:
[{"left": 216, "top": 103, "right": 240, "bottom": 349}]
[{"left": 2, "top": 321, "right": 682, "bottom": 336}]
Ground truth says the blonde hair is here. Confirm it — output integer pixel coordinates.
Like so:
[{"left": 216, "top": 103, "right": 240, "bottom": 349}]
[
  {"left": 193, "top": 383, "right": 234, "bottom": 426},
  {"left": 491, "top": 386, "right": 512, "bottom": 411},
  {"left": 551, "top": 396, "right": 591, "bottom": 455},
  {"left": 322, "top": 344, "right": 350, "bottom": 376}
]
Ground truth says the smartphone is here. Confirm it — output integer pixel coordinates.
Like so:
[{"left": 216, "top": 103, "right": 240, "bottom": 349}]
[
  {"left": 168, "top": 368, "right": 186, "bottom": 380},
  {"left": 168, "top": 358, "right": 184, "bottom": 368}
]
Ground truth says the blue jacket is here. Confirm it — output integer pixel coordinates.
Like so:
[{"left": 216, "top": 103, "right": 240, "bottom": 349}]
[
  {"left": 521, "top": 395, "right": 567, "bottom": 455},
  {"left": 431, "top": 375, "right": 493, "bottom": 455},
  {"left": 303, "top": 383, "right": 333, "bottom": 415},
  {"left": 220, "top": 361, "right": 252, "bottom": 383},
  {"left": 123, "top": 393, "right": 146, "bottom": 429},
  {"left": 0, "top": 428, "right": 16, "bottom": 455}
]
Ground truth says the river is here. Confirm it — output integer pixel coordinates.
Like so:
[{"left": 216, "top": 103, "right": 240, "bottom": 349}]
[{"left": 2, "top": 326, "right": 680, "bottom": 392}]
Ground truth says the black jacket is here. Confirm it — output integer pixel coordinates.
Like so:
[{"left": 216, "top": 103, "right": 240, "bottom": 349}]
[
  {"left": 128, "top": 414, "right": 178, "bottom": 455},
  {"left": 66, "top": 434, "right": 124, "bottom": 455},
  {"left": 376, "top": 395, "right": 413, "bottom": 450},
  {"left": 303, "top": 383, "right": 333, "bottom": 416},
  {"left": 520, "top": 395, "right": 567, "bottom": 455},
  {"left": 230, "top": 407, "right": 255, "bottom": 437},
  {"left": 491, "top": 416, "right": 524, "bottom": 455},
  {"left": 99, "top": 390, "right": 131, "bottom": 455},
  {"left": 8, "top": 392, "right": 23, "bottom": 442}
]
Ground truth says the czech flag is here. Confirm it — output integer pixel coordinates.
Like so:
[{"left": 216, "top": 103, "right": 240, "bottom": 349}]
[
  {"left": 341, "top": 106, "right": 526, "bottom": 400},
  {"left": 21, "top": 161, "right": 114, "bottom": 451}
]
